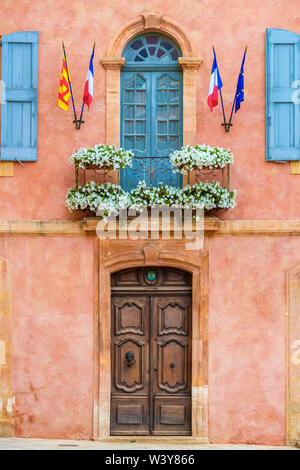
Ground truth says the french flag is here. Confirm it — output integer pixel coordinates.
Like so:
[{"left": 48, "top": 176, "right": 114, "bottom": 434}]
[
  {"left": 83, "top": 47, "right": 94, "bottom": 109},
  {"left": 207, "top": 52, "right": 223, "bottom": 112}
]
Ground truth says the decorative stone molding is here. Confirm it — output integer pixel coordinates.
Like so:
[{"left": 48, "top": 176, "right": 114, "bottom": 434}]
[
  {"left": 105, "top": 11, "right": 198, "bottom": 58},
  {"left": 143, "top": 244, "right": 160, "bottom": 264},
  {"left": 100, "top": 57, "right": 125, "bottom": 70},
  {"left": 1, "top": 218, "right": 300, "bottom": 236},
  {"left": 94, "top": 237, "right": 209, "bottom": 440},
  {"left": 99, "top": 12, "right": 202, "bottom": 154},
  {"left": 290, "top": 162, "right": 300, "bottom": 175},
  {"left": 178, "top": 57, "right": 202, "bottom": 70},
  {"left": 0, "top": 162, "right": 14, "bottom": 177},
  {"left": 142, "top": 11, "right": 162, "bottom": 30},
  {"left": 286, "top": 265, "right": 300, "bottom": 445}
]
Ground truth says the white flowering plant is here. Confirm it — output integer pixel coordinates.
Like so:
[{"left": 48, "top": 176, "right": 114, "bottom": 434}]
[
  {"left": 66, "top": 180, "right": 236, "bottom": 215},
  {"left": 169, "top": 144, "right": 234, "bottom": 174},
  {"left": 181, "top": 181, "right": 237, "bottom": 210},
  {"left": 70, "top": 144, "right": 133, "bottom": 170},
  {"left": 127, "top": 181, "right": 184, "bottom": 211},
  {"left": 65, "top": 182, "right": 129, "bottom": 216},
  {"left": 127, "top": 181, "right": 236, "bottom": 212}
]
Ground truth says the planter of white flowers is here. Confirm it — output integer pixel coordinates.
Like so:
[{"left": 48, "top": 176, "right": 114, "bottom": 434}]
[
  {"left": 169, "top": 144, "right": 234, "bottom": 173},
  {"left": 71, "top": 144, "right": 133, "bottom": 171},
  {"left": 66, "top": 143, "right": 237, "bottom": 218},
  {"left": 66, "top": 180, "right": 237, "bottom": 218},
  {"left": 70, "top": 144, "right": 133, "bottom": 188}
]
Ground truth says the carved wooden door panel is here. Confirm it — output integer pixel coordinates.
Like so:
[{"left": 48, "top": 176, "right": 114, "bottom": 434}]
[
  {"left": 110, "top": 267, "right": 192, "bottom": 436},
  {"left": 111, "top": 295, "right": 150, "bottom": 435}
]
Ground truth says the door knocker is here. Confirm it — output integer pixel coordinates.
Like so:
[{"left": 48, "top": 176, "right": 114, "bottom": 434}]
[{"left": 125, "top": 351, "right": 136, "bottom": 367}]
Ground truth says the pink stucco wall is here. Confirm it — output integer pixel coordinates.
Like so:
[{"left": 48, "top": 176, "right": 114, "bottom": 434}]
[
  {"left": 0, "top": 0, "right": 299, "bottom": 220},
  {"left": 208, "top": 235, "right": 300, "bottom": 445},
  {"left": 0, "top": 236, "right": 94, "bottom": 439},
  {"left": 0, "top": 0, "right": 299, "bottom": 443},
  {"left": 4, "top": 232, "right": 298, "bottom": 443}
]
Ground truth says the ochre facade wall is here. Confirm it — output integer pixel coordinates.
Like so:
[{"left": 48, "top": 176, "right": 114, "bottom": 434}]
[
  {"left": 0, "top": 0, "right": 299, "bottom": 219},
  {"left": 0, "top": 0, "right": 299, "bottom": 444},
  {"left": 0, "top": 236, "right": 94, "bottom": 439},
  {"left": 0, "top": 233, "right": 298, "bottom": 442},
  {"left": 208, "top": 235, "right": 300, "bottom": 445}
]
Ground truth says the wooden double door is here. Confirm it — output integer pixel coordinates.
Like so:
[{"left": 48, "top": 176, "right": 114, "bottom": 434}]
[{"left": 111, "top": 267, "right": 192, "bottom": 435}]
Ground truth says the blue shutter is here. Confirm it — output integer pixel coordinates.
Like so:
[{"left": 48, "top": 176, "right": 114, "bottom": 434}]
[
  {"left": 1, "top": 31, "right": 38, "bottom": 162},
  {"left": 266, "top": 29, "right": 300, "bottom": 161}
]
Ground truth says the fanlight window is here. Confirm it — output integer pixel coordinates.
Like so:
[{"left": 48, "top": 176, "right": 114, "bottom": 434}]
[{"left": 123, "top": 34, "right": 181, "bottom": 64}]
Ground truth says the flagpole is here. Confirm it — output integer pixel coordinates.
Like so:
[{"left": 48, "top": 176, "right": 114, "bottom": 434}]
[
  {"left": 219, "top": 89, "right": 228, "bottom": 131},
  {"left": 227, "top": 46, "right": 247, "bottom": 131},
  {"left": 227, "top": 96, "right": 237, "bottom": 130},
  {"left": 78, "top": 42, "right": 95, "bottom": 130},
  {"left": 213, "top": 46, "right": 228, "bottom": 132},
  {"left": 78, "top": 102, "right": 85, "bottom": 127},
  {"left": 62, "top": 41, "right": 78, "bottom": 128}
]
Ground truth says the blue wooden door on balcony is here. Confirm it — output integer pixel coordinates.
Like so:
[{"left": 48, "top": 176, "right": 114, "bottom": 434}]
[{"left": 120, "top": 34, "right": 183, "bottom": 190}]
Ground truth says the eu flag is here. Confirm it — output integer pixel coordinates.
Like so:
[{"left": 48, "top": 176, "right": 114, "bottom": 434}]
[{"left": 235, "top": 50, "right": 246, "bottom": 113}]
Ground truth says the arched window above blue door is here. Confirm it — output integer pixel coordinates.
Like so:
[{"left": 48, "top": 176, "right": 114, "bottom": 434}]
[
  {"left": 121, "top": 34, "right": 183, "bottom": 190},
  {"left": 123, "top": 34, "right": 181, "bottom": 65}
]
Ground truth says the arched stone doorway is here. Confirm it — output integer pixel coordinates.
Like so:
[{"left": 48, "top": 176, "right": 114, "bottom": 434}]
[
  {"left": 111, "top": 266, "right": 192, "bottom": 435},
  {"left": 92, "top": 237, "right": 209, "bottom": 442}
]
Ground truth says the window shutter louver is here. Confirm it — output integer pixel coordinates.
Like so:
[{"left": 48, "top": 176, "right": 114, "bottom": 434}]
[
  {"left": 266, "top": 28, "right": 300, "bottom": 161},
  {"left": 1, "top": 31, "right": 38, "bottom": 162}
]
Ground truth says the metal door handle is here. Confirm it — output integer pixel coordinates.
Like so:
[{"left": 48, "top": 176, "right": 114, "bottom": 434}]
[{"left": 170, "top": 362, "right": 175, "bottom": 368}]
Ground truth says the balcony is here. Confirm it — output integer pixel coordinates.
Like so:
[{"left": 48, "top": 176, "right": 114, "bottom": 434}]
[{"left": 66, "top": 144, "right": 236, "bottom": 217}]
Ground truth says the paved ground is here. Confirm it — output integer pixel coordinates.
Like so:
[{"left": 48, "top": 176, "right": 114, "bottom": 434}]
[{"left": 0, "top": 438, "right": 298, "bottom": 450}]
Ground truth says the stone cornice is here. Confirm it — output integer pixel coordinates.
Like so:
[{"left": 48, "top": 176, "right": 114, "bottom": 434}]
[
  {"left": 99, "top": 57, "right": 125, "bottom": 70},
  {"left": 0, "top": 220, "right": 83, "bottom": 236},
  {"left": 178, "top": 57, "right": 202, "bottom": 70},
  {"left": 105, "top": 11, "right": 198, "bottom": 58},
  {"left": 0, "top": 218, "right": 300, "bottom": 235}
]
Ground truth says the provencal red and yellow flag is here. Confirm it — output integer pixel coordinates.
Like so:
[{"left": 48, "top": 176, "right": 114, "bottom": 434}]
[{"left": 58, "top": 57, "right": 71, "bottom": 111}]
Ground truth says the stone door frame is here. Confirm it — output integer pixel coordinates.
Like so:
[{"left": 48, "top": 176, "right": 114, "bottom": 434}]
[{"left": 286, "top": 264, "right": 300, "bottom": 446}]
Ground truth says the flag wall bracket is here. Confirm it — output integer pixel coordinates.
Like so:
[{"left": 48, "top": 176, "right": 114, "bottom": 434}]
[
  {"left": 221, "top": 122, "right": 233, "bottom": 133},
  {"left": 219, "top": 88, "right": 236, "bottom": 133},
  {"left": 212, "top": 45, "right": 246, "bottom": 133},
  {"left": 73, "top": 119, "right": 85, "bottom": 130},
  {"left": 60, "top": 41, "right": 95, "bottom": 130}
]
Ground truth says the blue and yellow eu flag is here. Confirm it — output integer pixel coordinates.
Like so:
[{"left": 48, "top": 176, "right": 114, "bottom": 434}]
[{"left": 235, "top": 49, "right": 247, "bottom": 113}]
